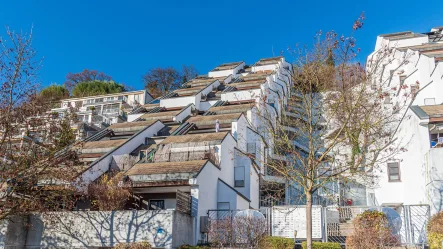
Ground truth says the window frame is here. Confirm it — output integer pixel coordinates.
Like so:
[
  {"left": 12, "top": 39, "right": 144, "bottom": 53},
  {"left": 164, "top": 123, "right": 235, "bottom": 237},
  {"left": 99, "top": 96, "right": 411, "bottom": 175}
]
[
  {"left": 234, "top": 166, "right": 245, "bottom": 187},
  {"left": 387, "top": 162, "right": 401, "bottom": 182},
  {"left": 148, "top": 200, "right": 165, "bottom": 210}
]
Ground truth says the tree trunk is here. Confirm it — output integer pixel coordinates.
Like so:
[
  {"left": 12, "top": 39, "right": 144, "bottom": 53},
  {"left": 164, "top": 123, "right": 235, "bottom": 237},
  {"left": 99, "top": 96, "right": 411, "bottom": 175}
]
[{"left": 306, "top": 191, "right": 313, "bottom": 249}]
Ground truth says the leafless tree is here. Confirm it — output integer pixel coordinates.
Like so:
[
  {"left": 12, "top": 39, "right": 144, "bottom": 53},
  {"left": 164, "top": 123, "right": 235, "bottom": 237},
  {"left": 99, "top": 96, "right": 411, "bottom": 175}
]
[
  {"left": 257, "top": 14, "right": 413, "bottom": 249},
  {"left": 142, "top": 67, "right": 181, "bottom": 98},
  {"left": 142, "top": 65, "right": 199, "bottom": 98},
  {"left": 0, "top": 27, "right": 79, "bottom": 220},
  {"left": 64, "top": 69, "right": 113, "bottom": 93},
  {"left": 181, "top": 64, "right": 199, "bottom": 83}
]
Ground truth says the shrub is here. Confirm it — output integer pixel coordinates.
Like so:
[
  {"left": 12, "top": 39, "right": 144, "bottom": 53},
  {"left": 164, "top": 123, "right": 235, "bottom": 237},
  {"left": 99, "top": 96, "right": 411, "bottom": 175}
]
[
  {"left": 259, "top": 236, "right": 294, "bottom": 249},
  {"left": 114, "top": 241, "right": 152, "bottom": 249},
  {"left": 346, "top": 210, "right": 399, "bottom": 249},
  {"left": 428, "top": 211, "right": 443, "bottom": 249},
  {"left": 301, "top": 241, "right": 341, "bottom": 249}
]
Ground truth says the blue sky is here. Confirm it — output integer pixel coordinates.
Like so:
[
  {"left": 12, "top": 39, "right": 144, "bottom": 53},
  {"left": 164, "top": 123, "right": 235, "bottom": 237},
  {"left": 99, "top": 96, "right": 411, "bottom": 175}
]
[{"left": 1, "top": 0, "right": 442, "bottom": 90}]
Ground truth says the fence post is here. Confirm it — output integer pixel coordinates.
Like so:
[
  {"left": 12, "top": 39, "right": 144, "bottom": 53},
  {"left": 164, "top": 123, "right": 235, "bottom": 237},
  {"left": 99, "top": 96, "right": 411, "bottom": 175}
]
[{"left": 323, "top": 207, "right": 328, "bottom": 242}]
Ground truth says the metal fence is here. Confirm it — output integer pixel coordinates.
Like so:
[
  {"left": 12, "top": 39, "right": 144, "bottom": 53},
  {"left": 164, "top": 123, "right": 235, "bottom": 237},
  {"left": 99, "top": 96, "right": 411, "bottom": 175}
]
[
  {"left": 324, "top": 205, "right": 430, "bottom": 245},
  {"left": 206, "top": 205, "right": 430, "bottom": 246}
]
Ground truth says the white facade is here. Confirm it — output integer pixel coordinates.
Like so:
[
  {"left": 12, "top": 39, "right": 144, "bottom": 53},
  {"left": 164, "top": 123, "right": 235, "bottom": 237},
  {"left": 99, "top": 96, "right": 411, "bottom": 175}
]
[{"left": 367, "top": 27, "right": 443, "bottom": 213}]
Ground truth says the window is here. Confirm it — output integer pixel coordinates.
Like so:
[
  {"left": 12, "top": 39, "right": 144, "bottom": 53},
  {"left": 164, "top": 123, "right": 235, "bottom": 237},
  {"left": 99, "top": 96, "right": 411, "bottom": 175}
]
[
  {"left": 387, "top": 162, "right": 401, "bottom": 182},
  {"left": 95, "top": 98, "right": 104, "bottom": 103},
  {"left": 425, "top": 98, "right": 436, "bottom": 106},
  {"left": 234, "top": 166, "right": 245, "bottom": 187},
  {"left": 149, "top": 200, "right": 165, "bottom": 210},
  {"left": 247, "top": 142, "right": 256, "bottom": 157}
]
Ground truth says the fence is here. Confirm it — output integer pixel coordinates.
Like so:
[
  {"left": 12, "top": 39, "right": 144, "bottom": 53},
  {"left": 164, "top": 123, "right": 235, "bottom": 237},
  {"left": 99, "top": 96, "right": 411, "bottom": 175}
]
[
  {"left": 324, "top": 205, "right": 430, "bottom": 245},
  {"left": 206, "top": 205, "right": 430, "bottom": 246}
]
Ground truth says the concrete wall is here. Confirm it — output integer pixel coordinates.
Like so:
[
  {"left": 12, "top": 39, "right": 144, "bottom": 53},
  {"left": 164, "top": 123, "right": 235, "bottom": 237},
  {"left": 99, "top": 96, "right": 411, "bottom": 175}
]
[{"left": 0, "top": 210, "right": 192, "bottom": 249}]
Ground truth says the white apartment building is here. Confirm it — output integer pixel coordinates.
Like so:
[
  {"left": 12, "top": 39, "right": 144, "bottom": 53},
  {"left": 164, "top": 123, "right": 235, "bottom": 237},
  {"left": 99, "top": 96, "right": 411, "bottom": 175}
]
[
  {"left": 367, "top": 26, "right": 443, "bottom": 213},
  {"left": 20, "top": 56, "right": 296, "bottom": 247},
  {"left": 49, "top": 90, "right": 153, "bottom": 139}
]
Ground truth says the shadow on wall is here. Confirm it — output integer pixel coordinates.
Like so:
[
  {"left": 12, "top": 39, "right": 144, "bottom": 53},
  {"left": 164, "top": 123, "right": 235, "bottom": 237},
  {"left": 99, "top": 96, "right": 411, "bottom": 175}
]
[{"left": 3, "top": 210, "right": 176, "bottom": 248}]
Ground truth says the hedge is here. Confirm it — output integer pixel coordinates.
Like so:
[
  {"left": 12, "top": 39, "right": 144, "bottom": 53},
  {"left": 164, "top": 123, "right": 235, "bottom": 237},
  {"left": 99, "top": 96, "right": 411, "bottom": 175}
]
[
  {"left": 301, "top": 241, "right": 342, "bottom": 249},
  {"left": 260, "top": 236, "right": 295, "bottom": 249},
  {"left": 428, "top": 211, "right": 443, "bottom": 249}
]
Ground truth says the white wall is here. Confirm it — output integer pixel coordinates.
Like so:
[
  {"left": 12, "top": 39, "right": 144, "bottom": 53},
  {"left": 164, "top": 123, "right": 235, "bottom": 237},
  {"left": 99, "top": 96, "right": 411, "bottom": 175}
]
[
  {"left": 175, "top": 104, "right": 194, "bottom": 123},
  {"left": 160, "top": 96, "right": 197, "bottom": 109},
  {"left": 373, "top": 108, "right": 429, "bottom": 206},
  {"left": 221, "top": 89, "right": 262, "bottom": 102},
  {"left": 127, "top": 113, "right": 144, "bottom": 122}
]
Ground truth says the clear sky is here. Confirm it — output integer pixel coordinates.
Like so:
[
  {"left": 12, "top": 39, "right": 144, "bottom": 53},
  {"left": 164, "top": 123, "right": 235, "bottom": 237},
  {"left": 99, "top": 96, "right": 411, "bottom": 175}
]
[{"left": 1, "top": 0, "right": 442, "bottom": 90}]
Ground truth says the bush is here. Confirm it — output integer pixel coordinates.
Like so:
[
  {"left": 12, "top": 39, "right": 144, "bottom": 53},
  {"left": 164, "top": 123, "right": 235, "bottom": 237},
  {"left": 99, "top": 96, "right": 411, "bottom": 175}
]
[
  {"left": 346, "top": 210, "right": 399, "bottom": 249},
  {"left": 301, "top": 241, "right": 341, "bottom": 249},
  {"left": 114, "top": 242, "right": 151, "bottom": 249},
  {"left": 428, "top": 211, "right": 443, "bottom": 249},
  {"left": 260, "top": 236, "right": 294, "bottom": 249}
]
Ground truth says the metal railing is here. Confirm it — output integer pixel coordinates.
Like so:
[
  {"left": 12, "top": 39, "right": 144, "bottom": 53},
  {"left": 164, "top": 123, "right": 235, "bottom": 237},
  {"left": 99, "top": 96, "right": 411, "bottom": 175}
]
[{"left": 205, "top": 204, "right": 431, "bottom": 247}]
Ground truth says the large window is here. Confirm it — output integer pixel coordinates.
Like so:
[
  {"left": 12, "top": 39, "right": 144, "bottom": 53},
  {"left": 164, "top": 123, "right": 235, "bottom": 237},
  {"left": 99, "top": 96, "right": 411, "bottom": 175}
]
[
  {"left": 234, "top": 166, "right": 245, "bottom": 187},
  {"left": 388, "top": 162, "right": 401, "bottom": 182}
]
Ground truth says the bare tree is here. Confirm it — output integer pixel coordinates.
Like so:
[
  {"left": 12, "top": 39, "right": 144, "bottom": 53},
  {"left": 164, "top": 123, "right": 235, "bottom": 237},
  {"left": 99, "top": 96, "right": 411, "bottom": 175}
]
[
  {"left": 64, "top": 69, "right": 113, "bottom": 93},
  {"left": 0, "top": 28, "right": 78, "bottom": 220},
  {"left": 181, "top": 64, "right": 199, "bottom": 83},
  {"left": 257, "top": 14, "right": 412, "bottom": 248},
  {"left": 142, "top": 67, "right": 181, "bottom": 98}
]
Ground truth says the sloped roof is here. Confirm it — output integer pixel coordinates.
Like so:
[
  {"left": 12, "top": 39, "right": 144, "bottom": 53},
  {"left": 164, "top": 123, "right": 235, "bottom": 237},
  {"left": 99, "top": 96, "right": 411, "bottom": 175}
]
[
  {"left": 126, "top": 160, "right": 209, "bottom": 176},
  {"left": 82, "top": 139, "right": 127, "bottom": 149},
  {"left": 419, "top": 105, "right": 443, "bottom": 117},
  {"left": 187, "top": 113, "right": 242, "bottom": 124},
  {"left": 139, "top": 110, "right": 181, "bottom": 120},
  {"left": 209, "top": 103, "right": 254, "bottom": 114},
  {"left": 160, "top": 132, "right": 229, "bottom": 144},
  {"left": 109, "top": 120, "right": 155, "bottom": 130}
]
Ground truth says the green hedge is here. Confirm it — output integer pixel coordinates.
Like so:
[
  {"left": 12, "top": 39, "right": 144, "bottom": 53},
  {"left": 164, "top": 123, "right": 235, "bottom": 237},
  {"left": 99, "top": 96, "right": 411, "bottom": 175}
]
[
  {"left": 260, "top": 236, "right": 295, "bottom": 249},
  {"left": 301, "top": 241, "right": 342, "bottom": 249}
]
